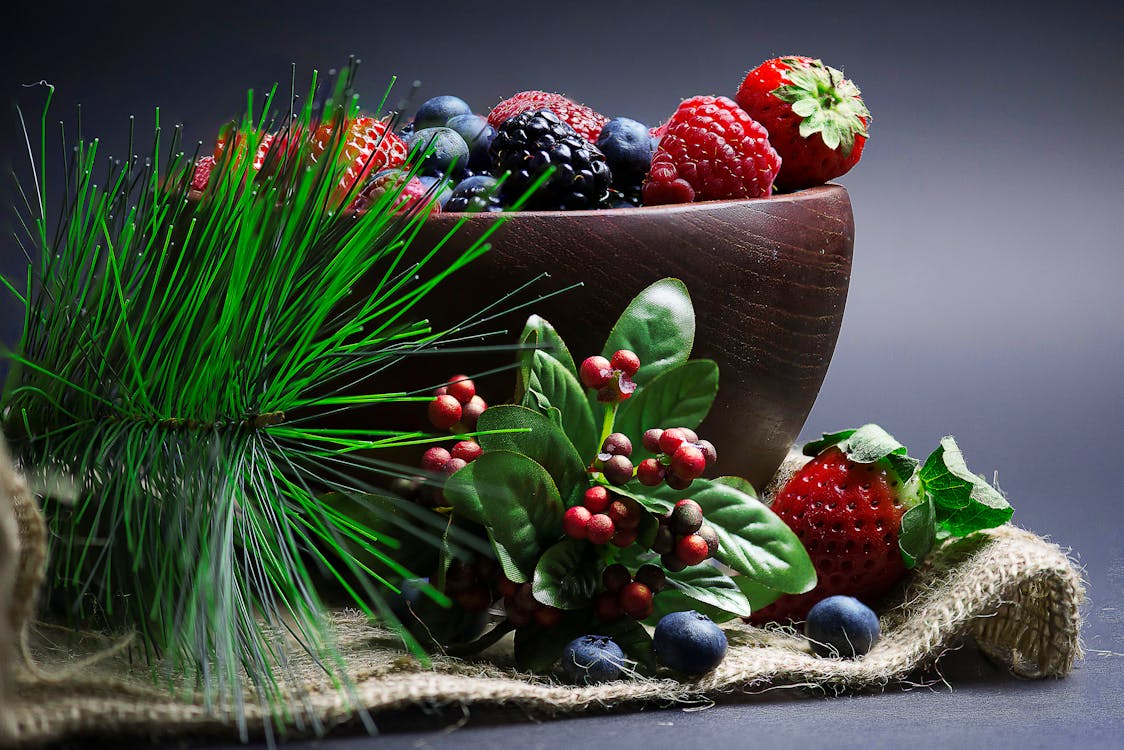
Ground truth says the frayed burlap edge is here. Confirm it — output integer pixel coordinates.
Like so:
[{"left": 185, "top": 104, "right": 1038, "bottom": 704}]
[{"left": 0, "top": 449, "right": 1085, "bottom": 747}]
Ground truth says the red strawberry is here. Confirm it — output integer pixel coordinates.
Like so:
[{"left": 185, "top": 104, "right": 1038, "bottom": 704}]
[
  {"left": 308, "top": 116, "right": 408, "bottom": 201},
  {"left": 641, "top": 95, "right": 781, "bottom": 206},
  {"left": 213, "top": 130, "right": 276, "bottom": 171},
  {"left": 350, "top": 170, "right": 440, "bottom": 215},
  {"left": 735, "top": 56, "right": 870, "bottom": 191},
  {"left": 190, "top": 156, "right": 216, "bottom": 192},
  {"left": 488, "top": 90, "right": 608, "bottom": 143}
]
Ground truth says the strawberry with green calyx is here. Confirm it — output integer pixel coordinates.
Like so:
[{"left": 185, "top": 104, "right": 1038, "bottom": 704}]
[
  {"left": 750, "top": 424, "right": 1013, "bottom": 623},
  {"left": 735, "top": 56, "right": 870, "bottom": 191}
]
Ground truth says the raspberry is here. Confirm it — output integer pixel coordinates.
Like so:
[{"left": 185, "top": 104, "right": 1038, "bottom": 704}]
[
  {"left": 676, "top": 534, "right": 710, "bottom": 566},
  {"left": 586, "top": 514, "right": 616, "bottom": 545},
  {"left": 583, "top": 486, "right": 611, "bottom": 514},
  {"left": 671, "top": 444, "right": 707, "bottom": 480},
  {"left": 428, "top": 395, "right": 462, "bottom": 430},
  {"left": 642, "top": 96, "right": 780, "bottom": 206},
  {"left": 620, "top": 582, "right": 654, "bottom": 620},
  {"left": 451, "top": 440, "right": 482, "bottom": 463},
  {"left": 636, "top": 458, "right": 665, "bottom": 486},
  {"left": 602, "top": 563, "right": 632, "bottom": 593},
  {"left": 580, "top": 356, "right": 613, "bottom": 389},
  {"left": 420, "top": 446, "right": 452, "bottom": 473},
  {"left": 488, "top": 90, "right": 608, "bottom": 143},
  {"left": 563, "top": 506, "right": 593, "bottom": 539},
  {"left": 610, "top": 350, "right": 641, "bottom": 377},
  {"left": 446, "top": 375, "right": 476, "bottom": 403}
]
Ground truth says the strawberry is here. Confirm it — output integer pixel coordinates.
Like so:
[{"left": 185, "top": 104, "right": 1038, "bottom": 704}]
[
  {"left": 750, "top": 425, "right": 1013, "bottom": 623},
  {"left": 189, "top": 156, "right": 216, "bottom": 192},
  {"left": 213, "top": 129, "right": 276, "bottom": 171},
  {"left": 641, "top": 95, "right": 780, "bottom": 205},
  {"left": 308, "top": 116, "right": 408, "bottom": 201},
  {"left": 735, "top": 56, "right": 870, "bottom": 191},
  {"left": 488, "top": 90, "right": 608, "bottom": 143}
]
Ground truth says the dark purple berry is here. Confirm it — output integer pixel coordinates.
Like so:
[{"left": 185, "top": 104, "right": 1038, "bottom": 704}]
[
  {"left": 642, "top": 428, "right": 664, "bottom": 453},
  {"left": 602, "top": 455, "right": 634, "bottom": 486},
  {"left": 601, "top": 432, "right": 633, "bottom": 458}
]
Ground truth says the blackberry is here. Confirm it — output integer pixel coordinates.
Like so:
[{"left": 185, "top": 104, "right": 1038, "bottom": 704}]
[{"left": 489, "top": 109, "right": 611, "bottom": 210}]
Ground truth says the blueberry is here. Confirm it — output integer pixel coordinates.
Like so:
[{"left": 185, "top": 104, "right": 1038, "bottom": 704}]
[
  {"left": 596, "top": 117, "right": 656, "bottom": 187},
  {"left": 444, "top": 175, "right": 503, "bottom": 213},
  {"left": 414, "top": 95, "right": 472, "bottom": 130},
  {"left": 446, "top": 113, "right": 497, "bottom": 172},
  {"left": 653, "top": 610, "right": 727, "bottom": 674},
  {"left": 411, "top": 127, "right": 470, "bottom": 178},
  {"left": 561, "top": 634, "right": 626, "bottom": 684},
  {"left": 804, "top": 595, "right": 881, "bottom": 658},
  {"left": 417, "top": 175, "right": 454, "bottom": 208}
]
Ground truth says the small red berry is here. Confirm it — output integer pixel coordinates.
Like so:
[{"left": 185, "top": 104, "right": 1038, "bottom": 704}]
[
  {"left": 658, "top": 428, "right": 691, "bottom": 455},
  {"left": 665, "top": 471, "right": 693, "bottom": 491},
  {"left": 698, "top": 524, "right": 720, "bottom": 557},
  {"left": 456, "top": 583, "right": 492, "bottom": 612},
  {"left": 602, "top": 455, "right": 634, "bottom": 486},
  {"left": 661, "top": 552, "right": 687, "bottom": 573},
  {"left": 680, "top": 428, "right": 699, "bottom": 444},
  {"left": 442, "top": 457, "right": 467, "bottom": 475},
  {"left": 619, "top": 581, "right": 654, "bottom": 619},
  {"left": 600, "top": 432, "right": 633, "bottom": 458},
  {"left": 583, "top": 486, "right": 611, "bottom": 513},
  {"left": 636, "top": 458, "right": 665, "bottom": 486},
  {"left": 696, "top": 439, "right": 718, "bottom": 466},
  {"left": 498, "top": 576, "right": 518, "bottom": 598},
  {"left": 651, "top": 525, "right": 675, "bottom": 555},
  {"left": 420, "top": 446, "right": 452, "bottom": 473},
  {"left": 451, "top": 440, "right": 483, "bottom": 463},
  {"left": 433, "top": 385, "right": 448, "bottom": 397},
  {"left": 579, "top": 356, "right": 613, "bottom": 389},
  {"left": 563, "top": 506, "right": 593, "bottom": 539},
  {"left": 608, "top": 498, "right": 641, "bottom": 529},
  {"left": 446, "top": 375, "right": 476, "bottom": 404},
  {"left": 428, "top": 394, "right": 462, "bottom": 430},
  {"left": 611, "top": 527, "right": 639, "bottom": 547},
  {"left": 460, "top": 395, "right": 487, "bottom": 428},
  {"left": 512, "top": 583, "right": 538, "bottom": 613},
  {"left": 534, "top": 605, "right": 563, "bottom": 627},
  {"left": 586, "top": 514, "right": 616, "bottom": 544},
  {"left": 676, "top": 534, "right": 710, "bottom": 566},
  {"left": 602, "top": 563, "right": 632, "bottom": 593},
  {"left": 594, "top": 591, "right": 623, "bottom": 621},
  {"left": 671, "top": 443, "right": 707, "bottom": 480},
  {"left": 634, "top": 564, "right": 667, "bottom": 593},
  {"left": 670, "top": 499, "right": 704, "bottom": 535},
  {"left": 610, "top": 349, "right": 640, "bottom": 376},
  {"left": 642, "top": 428, "right": 664, "bottom": 453}
]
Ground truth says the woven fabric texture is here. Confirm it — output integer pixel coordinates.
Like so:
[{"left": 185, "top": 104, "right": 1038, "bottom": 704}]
[{"left": 0, "top": 447, "right": 1085, "bottom": 747}]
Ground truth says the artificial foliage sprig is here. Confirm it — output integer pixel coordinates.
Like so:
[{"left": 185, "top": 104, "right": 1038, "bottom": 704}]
[{"left": 0, "top": 64, "right": 543, "bottom": 738}]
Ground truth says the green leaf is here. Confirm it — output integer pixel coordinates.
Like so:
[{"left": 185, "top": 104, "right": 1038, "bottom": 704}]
[
  {"left": 734, "top": 576, "right": 783, "bottom": 612},
  {"left": 522, "top": 350, "right": 599, "bottom": 460},
  {"left": 638, "top": 477, "right": 815, "bottom": 595},
  {"left": 899, "top": 497, "right": 936, "bottom": 568},
  {"left": 477, "top": 405, "right": 589, "bottom": 507},
  {"left": 614, "top": 360, "right": 718, "bottom": 461},
  {"left": 803, "top": 424, "right": 918, "bottom": 483},
  {"left": 653, "top": 562, "right": 752, "bottom": 620},
  {"left": 532, "top": 540, "right": 599, "bottom": 610},
  {"left": 442, "top": 451, "right": 564, "bottom": 582},
  {"left": 921, "top": 437, "right": 1013, "bottom": 538},
  {"left": 602, "top": 278, "right": 694, "bottom": 386},
  {"left": 520, "top": 314, "right": 577, "bottom": 378}
]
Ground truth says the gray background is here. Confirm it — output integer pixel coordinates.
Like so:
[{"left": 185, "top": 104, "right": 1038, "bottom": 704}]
[{"left": 2, "top": 1, "right": 1121, "bottom": 746}]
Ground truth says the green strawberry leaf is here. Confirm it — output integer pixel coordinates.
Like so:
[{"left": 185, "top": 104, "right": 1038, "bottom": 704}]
[
  {"left": 803, "top": 423, "right": 918, "bottom": 483},
  {"left": 521, "top": 350, "right": 599, "bottom": 460},
  {"left": 441, "top": 451, "right": 564, "bottom": 582},
  {"left": 613, "top": 359, "right": 719, "bottom": 461},
  {"left": 532, "top": 539, "right": 600, "bottom": 610},
  {"left": 477, "top": 405, "right": 589, "bottom": 507},
  {"left": 920, "top": 437, "right": 1013, "bottom": 538},
  {"left": 733, "top": 576, "right": 784, "bottom": 612},
  {"left": 602, "top": 278, "right": 694, "bottom": 387},
  {"left": 899, "top": 497, "right": 936, "bottom": 568},
  {"left": 653, "top": 561, "right": 752, "bottom": 620},
  {"left": 619, "top": 476, "right": 816, "bottom": 596}
]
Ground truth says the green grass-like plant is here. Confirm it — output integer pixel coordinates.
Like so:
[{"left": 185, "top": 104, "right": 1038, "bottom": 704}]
[{"left": 0, "top": 64, "right": 534, "bottom": 739}]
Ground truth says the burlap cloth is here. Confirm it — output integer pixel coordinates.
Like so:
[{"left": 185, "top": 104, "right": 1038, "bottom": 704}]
[{"left": 0, "top": 438, "right": 1085, "bottom": 747}]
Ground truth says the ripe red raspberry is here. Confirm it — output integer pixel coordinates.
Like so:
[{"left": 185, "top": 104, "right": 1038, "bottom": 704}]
[
  {"left": 563, "top": 506, "right": 593, "bottom": 539},
  {"left": 451, "top": 440, "right": 482, "bottom": 463},
  {"left": 586, "top": 514, "right": 616, "bottom": 545},
  {"left": 420, "top": 446, "right": 451, "bottom": 473},
  {"left": 636, "top": 458, "right": 665, "bottom": 486},
  {"left": 583, "top": 486, "right": 611, "bottom": 514},
  {"left": 580, "top": 356, "right": 613, "bottom": 389},
  {"left": 642, "top": 95, "right": 780, "bottom": 206},
  {"left": 428, "top": 395, "right": 462, "bottom": 430},
  {"left": 446, "top": 375, "right": 476, "bottom": 404},
  {"left": 610, "top": 350, "right": 640, "bottom": 377},
  {"left": 488, "top": 90, "right": 608, "bottom": 143},
  {"left": 676, "top": 534, "right": 710, "bottom": 566},
  {"left": 619, "top": 581, "right": 654, "bottom": 619}
]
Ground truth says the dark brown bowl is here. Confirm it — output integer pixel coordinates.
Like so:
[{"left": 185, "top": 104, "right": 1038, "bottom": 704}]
[{"left": 397, "top": 184, "right": 853, "bottom": 491}]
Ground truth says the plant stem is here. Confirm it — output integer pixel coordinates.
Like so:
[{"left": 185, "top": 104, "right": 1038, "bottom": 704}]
[{"left": 599, "top": 401, "right": 618, "bottom": 449}]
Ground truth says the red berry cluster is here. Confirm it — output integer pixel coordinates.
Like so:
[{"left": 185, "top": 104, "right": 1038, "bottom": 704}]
[
  {"left": 428, "top": 374, "right": 488, "bottom": 431},
  {"left": 420, "top": 439, "right": 482, "bottom": 479},
  {"left": 444, "top": 557, "right": 499, "bottom": 612},
  {"left": 650, "top": 499, "right": 719, "bottom": 571},
  {"left": 635, "top": 427, "right": 717, "bottom": 490},
  {"left": 563, "top": 486, "right": 643, "bottom": 547},
  {"left": 594, "top": 563, "right": 667, "bottom": 621},
  {"left": 579, "top": 350, "right": 639, "bottom": 403},
  {"left": 498, "top": 577, "right": 564, "bottom": 628}
]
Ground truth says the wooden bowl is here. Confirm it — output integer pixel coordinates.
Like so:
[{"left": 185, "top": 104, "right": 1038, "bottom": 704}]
[{"left": 396, "top": 184, "right": 853, "bottom": 491}]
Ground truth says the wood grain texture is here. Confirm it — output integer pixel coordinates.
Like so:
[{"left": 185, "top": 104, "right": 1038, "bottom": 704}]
[{"left": 388, "top": 184, "right": 854, "bottom": 491}]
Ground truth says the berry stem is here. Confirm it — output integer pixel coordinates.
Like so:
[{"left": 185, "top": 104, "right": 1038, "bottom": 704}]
[{"left": 599, "top": 402, "right": 619, "bottom": 454}]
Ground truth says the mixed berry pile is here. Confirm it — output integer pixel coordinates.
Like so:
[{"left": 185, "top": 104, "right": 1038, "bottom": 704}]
[{"left": 191, "top": 57, "right": 869, "bottom": 213}]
